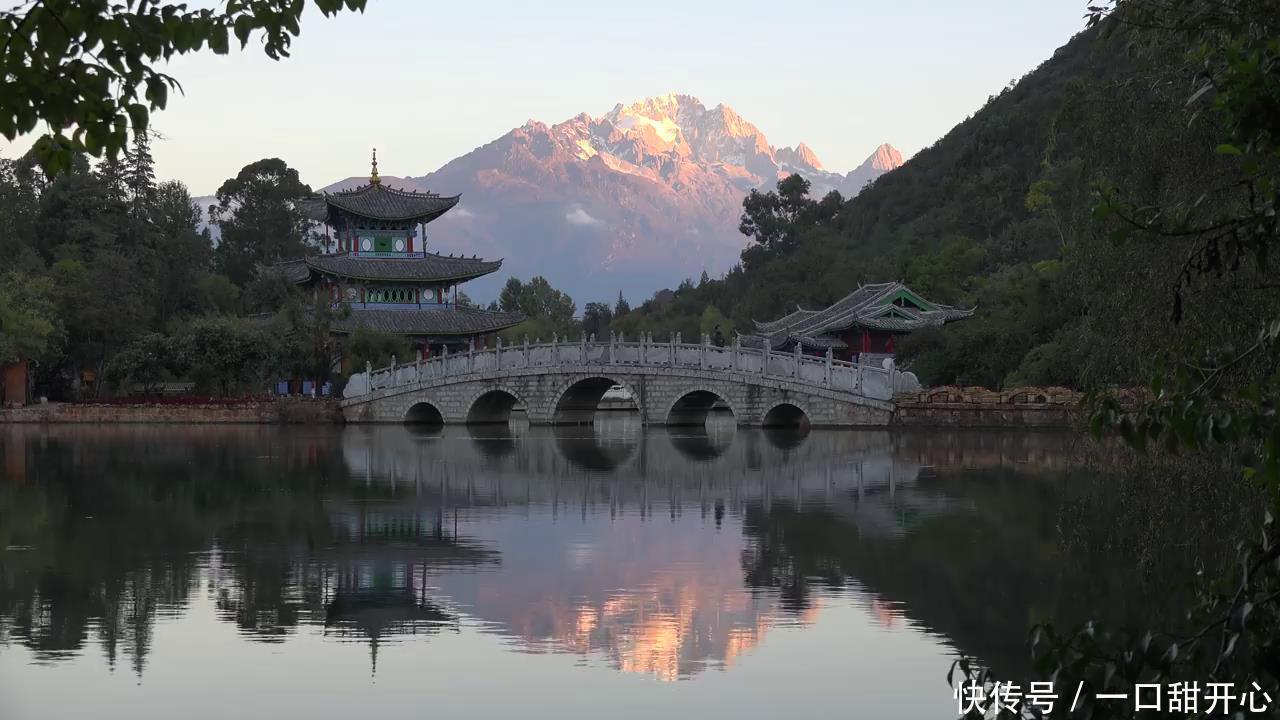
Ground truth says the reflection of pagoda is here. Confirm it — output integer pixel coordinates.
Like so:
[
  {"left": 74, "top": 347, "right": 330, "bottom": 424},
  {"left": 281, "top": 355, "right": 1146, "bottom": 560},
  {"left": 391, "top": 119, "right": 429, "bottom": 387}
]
[
  {"left": 317, "top": 503, "right": 499, "bottom": 672},
  {"left": 324, "top": 572, "right": 456, "bottom": 674}
]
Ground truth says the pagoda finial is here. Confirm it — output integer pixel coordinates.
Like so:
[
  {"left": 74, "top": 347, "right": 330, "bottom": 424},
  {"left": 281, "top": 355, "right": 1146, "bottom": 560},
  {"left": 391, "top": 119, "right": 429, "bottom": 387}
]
[{"left": 370, "top": 148, "right": 380, "bottom": 185}]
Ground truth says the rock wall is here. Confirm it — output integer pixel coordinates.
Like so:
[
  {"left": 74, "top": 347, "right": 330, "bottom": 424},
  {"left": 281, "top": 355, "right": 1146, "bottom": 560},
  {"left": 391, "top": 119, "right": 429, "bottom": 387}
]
[
  {"left": 892, "top": 386, "right": 1082, "bottom": 428},
  {"left": 0, "top": 398, "right": 343, "bottom": 424}
]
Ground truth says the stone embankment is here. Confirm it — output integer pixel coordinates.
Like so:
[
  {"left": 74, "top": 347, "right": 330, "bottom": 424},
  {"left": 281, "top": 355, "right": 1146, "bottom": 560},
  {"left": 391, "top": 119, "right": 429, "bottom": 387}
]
[
  {"left": 892, "top": 386, "right": 1086, "bottom": 427},
  {"left": 0, "top": 398, "right": 343, "bottom": 424}
]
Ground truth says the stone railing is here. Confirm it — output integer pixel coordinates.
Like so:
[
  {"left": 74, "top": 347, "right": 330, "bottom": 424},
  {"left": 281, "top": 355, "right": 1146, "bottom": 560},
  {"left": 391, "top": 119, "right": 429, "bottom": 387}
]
[{"left": 343, "top": 333, "right": 917, "bottom": 402}]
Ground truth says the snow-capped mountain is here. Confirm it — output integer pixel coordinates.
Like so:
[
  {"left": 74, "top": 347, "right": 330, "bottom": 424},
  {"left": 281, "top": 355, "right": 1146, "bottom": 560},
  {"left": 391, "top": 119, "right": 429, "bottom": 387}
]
[
  {"left": 408, "top": 94, "right": 902, "bottom": 302},
  {"left": 198, "top": 94, "right": 902, "bottom": 303}
]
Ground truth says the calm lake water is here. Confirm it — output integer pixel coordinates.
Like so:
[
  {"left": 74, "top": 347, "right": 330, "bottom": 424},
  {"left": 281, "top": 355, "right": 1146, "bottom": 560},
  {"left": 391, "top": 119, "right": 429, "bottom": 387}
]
[{"left": 0, "top": 417, "right": 1117, "bottom": 719}]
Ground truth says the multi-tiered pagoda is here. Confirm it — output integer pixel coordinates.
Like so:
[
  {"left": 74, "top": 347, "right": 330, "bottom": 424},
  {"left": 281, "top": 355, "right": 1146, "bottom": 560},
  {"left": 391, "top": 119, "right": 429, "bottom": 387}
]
[{"left": 276, "top": 151, "right": 521, "bottom": 360}]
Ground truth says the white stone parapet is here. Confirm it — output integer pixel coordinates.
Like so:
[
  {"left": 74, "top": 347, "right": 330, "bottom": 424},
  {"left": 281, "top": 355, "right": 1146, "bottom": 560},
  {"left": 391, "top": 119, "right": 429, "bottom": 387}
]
[{"left": 344, "top": 336, "right": 902, "bottom": 402}]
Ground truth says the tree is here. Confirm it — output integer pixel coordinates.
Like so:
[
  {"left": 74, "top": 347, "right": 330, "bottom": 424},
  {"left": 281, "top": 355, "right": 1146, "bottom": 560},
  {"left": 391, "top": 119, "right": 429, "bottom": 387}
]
[
  {"left": 0, "top": 271, "right": 57, "bottom": 364},
  {"left": 344, "top": 326, "right": 409, "bottom": 372},
  {"left": 614, "top": 290, "right": 631, "bottom": 316},
  {"left": 0, "top": 154, "right": 43, "bottom": 263},
  {"left": 738, "top": 174, "right": 843, "bottom": 259},
  {"left": 582, "top": 302, "right": 613, "bottom": 339},
  {"left": 499, "top": 276, "right": 577, "bottom": 341},
  {"left": 212, "top": 158, "right": 315, "bottom": 285},
  {"left": 105, "top": 332, "right": 180, "bottom": 393},
  {"left": 499, "top": 277, "right": 575, "bottom": 326},
  {"left": 150, "top": 180, "right": 213, "bottom": 325},
  {"left": 276, "top": 290, "right": 349, "bottom": 389},
  {"left": 698, "top": 305, "right": 731, "bottom": 339},
  {"left": 175, "top": 317, "right": 275, "bottom": 396},
  {"left": 0, "top": 0, "right": 367, "bottom": 176},
  {"left": 123, "top": 131, "right": 156, "bottom": 213}
]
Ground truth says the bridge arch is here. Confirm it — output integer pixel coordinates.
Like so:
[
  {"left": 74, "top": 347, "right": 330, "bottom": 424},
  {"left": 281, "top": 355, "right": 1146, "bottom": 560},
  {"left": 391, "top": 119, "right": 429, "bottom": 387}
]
[
  {"left": 665, "top": 387, "right": 738, "bottom": 427},
  {"left": 465, "top": 386, "right": 527, "bottom": 425},
  {"left": 548, "top": 376, "right": 643, "bottom": 425},
  {"left": 404, "top": 401, "right": 444, "bottom": 426},
  {"left": 762, "top": 400, "right": 811, "bottom": 428}
]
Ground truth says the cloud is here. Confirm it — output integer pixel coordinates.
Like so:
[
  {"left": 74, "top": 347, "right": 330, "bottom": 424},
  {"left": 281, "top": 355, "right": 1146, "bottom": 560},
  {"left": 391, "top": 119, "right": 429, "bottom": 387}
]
[
  {"left": 451, "top": 206, "right": 476, "bottom": 218},
  {"left": 565, "top": 207, "right": 602, "bottom": 226}
]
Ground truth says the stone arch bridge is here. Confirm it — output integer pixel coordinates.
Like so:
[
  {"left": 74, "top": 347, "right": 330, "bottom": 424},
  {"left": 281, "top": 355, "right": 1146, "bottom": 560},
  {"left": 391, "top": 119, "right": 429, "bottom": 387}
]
[{"left": 341, "top": 335, "right": 918, "bottom": 427}]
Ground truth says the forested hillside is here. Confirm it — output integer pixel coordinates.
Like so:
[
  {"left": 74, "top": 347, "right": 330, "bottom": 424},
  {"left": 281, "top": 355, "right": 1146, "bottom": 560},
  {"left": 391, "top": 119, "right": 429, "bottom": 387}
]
[{"left": 612, "top": 24, "right": 1254, "bottom": 390}]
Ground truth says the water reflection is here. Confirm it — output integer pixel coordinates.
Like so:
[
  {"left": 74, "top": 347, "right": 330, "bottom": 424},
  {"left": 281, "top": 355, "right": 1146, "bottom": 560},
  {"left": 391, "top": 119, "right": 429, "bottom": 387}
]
[{"left": 1, "top": 421, "right": 1116, "bottom": 700}]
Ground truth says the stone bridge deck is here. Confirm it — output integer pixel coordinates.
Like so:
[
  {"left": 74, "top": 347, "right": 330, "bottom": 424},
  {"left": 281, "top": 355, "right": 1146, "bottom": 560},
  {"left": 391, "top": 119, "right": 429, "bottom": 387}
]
[{"left": 341, "top": 335, "right": 919, "bottom": 427}]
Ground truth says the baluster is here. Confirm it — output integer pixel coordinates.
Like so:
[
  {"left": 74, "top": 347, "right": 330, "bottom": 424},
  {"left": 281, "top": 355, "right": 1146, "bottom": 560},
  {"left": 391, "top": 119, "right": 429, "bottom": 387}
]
[
  {"left": 580, "top": 332, "right": 587, "bottom": 365},
  {"left": 496, "top": 337, "right": 503, "bottom": 369},
  {"left": 390, "top": 355, "right": 397, "bottom": 386},
  {"left": 365, "top": 361, "right": 373, "bottom": 395},
  {"left": 731, "top": 334, "right": 740, "bottom": 372},
  {"left": 609, "top": 331, "right": 616, "bottom": 365},
  {"left": 793, "top": 343, "right": 802, "bottom": 378},
  {"left": 700, "top": 334, "right": 707, "bottom": 370},
  {"left": 825, "top": 347, "right": 833, "bottom": 387},
  {"left": 763, "top": 340, "right": 770, "bottom": 377},
  {"left": 641, "top": 331, "right": 648, "bottom": 366},
  {"left": 551, "top": 333, "right": 558, "bottom": 366}
]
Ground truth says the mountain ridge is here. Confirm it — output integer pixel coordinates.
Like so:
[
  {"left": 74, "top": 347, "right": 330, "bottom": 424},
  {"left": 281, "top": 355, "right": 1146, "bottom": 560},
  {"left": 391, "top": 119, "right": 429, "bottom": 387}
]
[
  {"left": 407, "top": 93, "right": 901, "bottom": 301},
  {"left": 198, "top": 94, "right": 902, "bottom": 302}
]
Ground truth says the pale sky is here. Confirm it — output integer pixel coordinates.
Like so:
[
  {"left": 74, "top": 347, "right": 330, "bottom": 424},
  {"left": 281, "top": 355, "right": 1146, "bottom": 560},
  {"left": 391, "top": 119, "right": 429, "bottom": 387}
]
[{"left": 6, "top": 0, "right": 1092, "bottom": 194}]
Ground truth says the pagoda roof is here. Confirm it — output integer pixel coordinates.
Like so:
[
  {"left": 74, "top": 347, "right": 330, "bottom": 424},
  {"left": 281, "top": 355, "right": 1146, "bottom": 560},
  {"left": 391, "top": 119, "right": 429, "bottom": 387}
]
[
  {"left": 322, "top": 182, "right": 460, "bottom": 224},
  {"left": 742, "top": 282, "right": 974, "bottom": 350},
  {"left": 335, "top": 307, "right": 523, "bottom": 336},
  {"left": 277, "top": 252, "right": 503, "bottom": 284}
]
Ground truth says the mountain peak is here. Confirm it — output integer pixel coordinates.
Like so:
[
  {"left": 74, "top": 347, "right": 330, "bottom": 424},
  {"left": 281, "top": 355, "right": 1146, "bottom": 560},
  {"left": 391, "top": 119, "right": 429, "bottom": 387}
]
[
  {"left": 776, "top": 142, "right": 824, "bottom": 172},
  {"left": 866, "top": 143, "right": 903, "bottom": 171},
  {"left": 844, "top": 143, "right": 903, "bottom": 194}
]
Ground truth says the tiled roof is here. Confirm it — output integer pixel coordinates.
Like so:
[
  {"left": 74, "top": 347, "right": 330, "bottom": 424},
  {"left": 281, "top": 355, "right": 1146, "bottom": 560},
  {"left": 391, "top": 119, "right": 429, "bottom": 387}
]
[
  {"left": 275, "top": 258, "right": 312, "bottom": 284},
  {"left": 324, "top": 183, "right": 459, "bottom": 223},
  {"left": 742, "top": 282, "right": 974, "bottom": 350},
  {"left": 274, "top": 253, "right": 503, "bottom": 283},
  {"left": 297, "top": 196, "right": 329, "bottom": 222},
  {"left": 335, "top": 307, "right": 523, "bottom": 336},
  {"left": 791, "top": 334, "right": 849, "bottom": 350},
  {"left": 754, "top": 307, "right": 820, "bottom": 333},
  {"left": 309, "top": 253, "right": 502, "bottom": 282}
]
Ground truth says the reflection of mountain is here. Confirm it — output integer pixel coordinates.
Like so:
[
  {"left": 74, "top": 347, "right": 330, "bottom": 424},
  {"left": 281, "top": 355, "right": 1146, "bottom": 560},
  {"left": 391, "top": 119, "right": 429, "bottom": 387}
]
[{"left": 2, "top": 422, "right": 1127, "bottom": 686}]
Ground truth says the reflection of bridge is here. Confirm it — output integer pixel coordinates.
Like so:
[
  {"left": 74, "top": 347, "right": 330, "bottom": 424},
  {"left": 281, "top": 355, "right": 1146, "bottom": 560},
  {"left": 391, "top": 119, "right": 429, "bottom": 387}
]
[{"left": 341, "top": 336, "right": 917, "bottom": 427}]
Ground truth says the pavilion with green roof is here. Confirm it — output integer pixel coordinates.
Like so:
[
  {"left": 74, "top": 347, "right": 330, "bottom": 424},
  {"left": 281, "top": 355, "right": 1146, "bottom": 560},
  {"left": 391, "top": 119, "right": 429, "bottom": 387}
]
[
  {"left": 275, "top": 150, "right": 521, "bottom": 361},
  {"left": 740, "top": 282, "right": 973, "bottom": 364}
]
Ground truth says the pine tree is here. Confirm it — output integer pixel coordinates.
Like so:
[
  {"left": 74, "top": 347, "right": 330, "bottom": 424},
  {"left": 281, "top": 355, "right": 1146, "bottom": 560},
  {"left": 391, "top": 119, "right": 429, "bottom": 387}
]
[
  {"left": 124, "top": 131, "right": 156, "bottom": 214},
  {"left": 614, "top": 290, "right": 630, "bottom": 316},
  {"left": 96, "top": 155, "right": 128, "bottom": 203}
]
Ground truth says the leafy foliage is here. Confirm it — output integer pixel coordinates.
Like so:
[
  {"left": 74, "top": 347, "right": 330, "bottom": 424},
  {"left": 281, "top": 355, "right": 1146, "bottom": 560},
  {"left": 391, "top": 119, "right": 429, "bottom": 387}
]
[
  {"left": 344, "top": 326, "right": 409, "bottom": 372},
  {"left": 499, "top": 276, "right": 578, "bottom": 341},
  {"left": 0, "top": 0, "right": 366, "bottom": 175},
  {"left": 212, "top": 158, "right": 316, "bottom": 285},
  {"left": 945, "top": 1, "right": 1280, "bottom": 716},
  {"left": 0, "top": 271, "right": 57, "bottom": 364}
]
